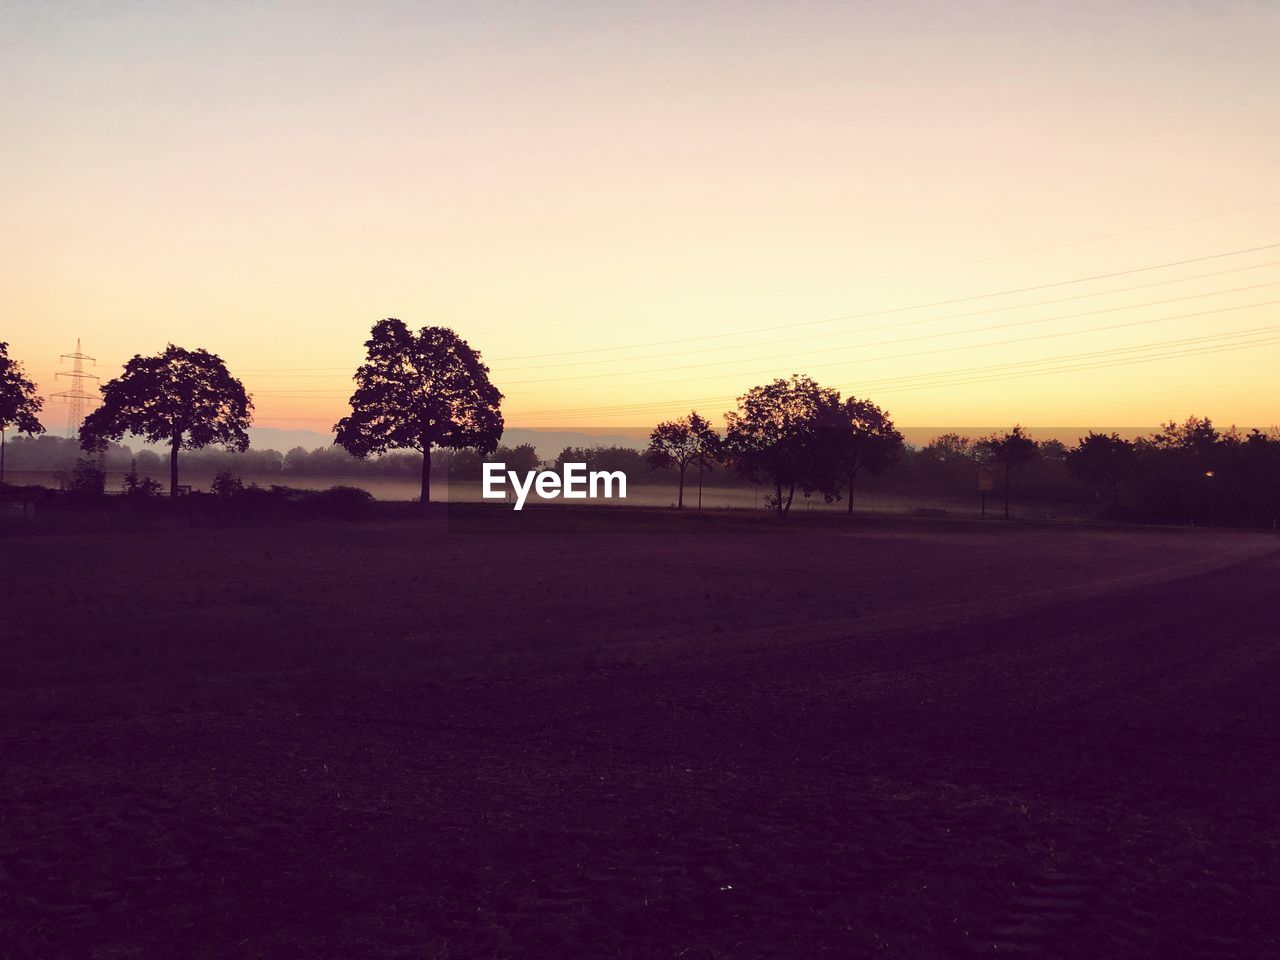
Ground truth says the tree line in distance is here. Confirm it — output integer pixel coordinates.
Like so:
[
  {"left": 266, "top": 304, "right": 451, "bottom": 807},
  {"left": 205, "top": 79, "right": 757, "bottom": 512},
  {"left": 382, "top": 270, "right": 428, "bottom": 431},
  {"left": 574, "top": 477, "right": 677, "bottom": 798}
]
[{"left": 2, "top": 326, "right": 1278, "bottom": 527}]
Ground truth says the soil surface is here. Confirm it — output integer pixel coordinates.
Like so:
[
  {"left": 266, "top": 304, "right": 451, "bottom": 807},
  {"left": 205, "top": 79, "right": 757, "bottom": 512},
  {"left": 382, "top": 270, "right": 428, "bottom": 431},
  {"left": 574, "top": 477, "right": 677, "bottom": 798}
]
[{"left": 2, "top": 511, "right": 1278, "bottom": 958}]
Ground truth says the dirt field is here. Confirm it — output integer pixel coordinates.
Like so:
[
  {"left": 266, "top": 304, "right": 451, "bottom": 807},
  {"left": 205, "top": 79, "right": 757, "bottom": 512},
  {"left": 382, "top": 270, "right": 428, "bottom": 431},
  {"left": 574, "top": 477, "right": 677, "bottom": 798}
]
[{"left": 2, "top": 509, "right": 1278, "bottom": 958}]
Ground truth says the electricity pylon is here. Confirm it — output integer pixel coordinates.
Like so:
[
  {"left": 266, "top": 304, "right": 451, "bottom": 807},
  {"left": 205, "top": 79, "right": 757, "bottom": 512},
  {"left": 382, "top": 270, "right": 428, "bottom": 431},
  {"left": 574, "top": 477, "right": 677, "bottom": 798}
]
[{"left": 51, "top": 339, "right": 99, "bottom": 439}]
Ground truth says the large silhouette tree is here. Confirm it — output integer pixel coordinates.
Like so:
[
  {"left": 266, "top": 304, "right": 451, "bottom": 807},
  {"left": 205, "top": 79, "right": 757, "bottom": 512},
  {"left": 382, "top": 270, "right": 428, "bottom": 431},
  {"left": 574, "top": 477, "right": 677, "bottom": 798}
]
[
  {"left": 724, "top": 375, "right": 842, "bottom": 515},
  {"left": 829, "top": 397, "right": 903, "bottom": 515},
  {"left": 335, "top": 320, "right": 503, "bottom": 505},
  {"left": 645, "top": 411, "right": 721, "bottom": 510},
  {"left": 80, "top": 345, "right": 252, "bottom": 496},
  {"left": 0, "top": 342, "right": 45, "bottom": 484}
]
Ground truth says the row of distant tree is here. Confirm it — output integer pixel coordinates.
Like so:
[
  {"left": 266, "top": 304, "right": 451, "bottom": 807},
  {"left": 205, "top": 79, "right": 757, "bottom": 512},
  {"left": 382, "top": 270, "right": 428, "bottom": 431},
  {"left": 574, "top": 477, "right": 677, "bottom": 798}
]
[
  {"left": 634, "top": 388, "right": 1280, "bottom": 526},
  {"left": 14, "top": 416, "right": 1275, "bottom": 527},
  {"left": 3, "top": 332, "right": 1278, "bottom": 526},
  {"left": 0, "top": 434, "right": 544, "bottom": 481}
]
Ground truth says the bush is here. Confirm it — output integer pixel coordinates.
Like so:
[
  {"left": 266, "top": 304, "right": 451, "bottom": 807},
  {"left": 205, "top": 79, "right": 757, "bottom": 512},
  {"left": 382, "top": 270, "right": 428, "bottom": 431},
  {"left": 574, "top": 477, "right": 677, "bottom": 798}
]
[
  {"left": 61, "top": 458, "right": 106, "bottom": 499},
  {"left": 0, "top": 482, "right": 54, "bottom": 504},
  {"left": 307, "top": 485, "right": 375, "bottom": 518},
  {"left": 211, "top": 469, "right": 244, "bottom": 497},
  {"left": 191, "top": 483, "right": 376, "bottom": 523},
  {"left": 124, "top": 460, "right": 163, "bottom": 498}
]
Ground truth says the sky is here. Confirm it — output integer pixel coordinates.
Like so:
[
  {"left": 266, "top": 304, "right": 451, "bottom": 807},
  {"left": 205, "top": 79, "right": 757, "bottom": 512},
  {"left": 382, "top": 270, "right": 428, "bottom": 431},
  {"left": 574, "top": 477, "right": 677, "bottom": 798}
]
[{"left": 2, "top": 0, "right": 1278, "bottom": 436}]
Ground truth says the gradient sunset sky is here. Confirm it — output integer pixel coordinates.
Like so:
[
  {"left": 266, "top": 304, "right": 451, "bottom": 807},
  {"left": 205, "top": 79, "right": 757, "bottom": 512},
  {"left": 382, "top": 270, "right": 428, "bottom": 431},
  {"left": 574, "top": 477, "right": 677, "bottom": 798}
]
[{"left": 3, "top": 0, "right": 1277, "bottom": 434}]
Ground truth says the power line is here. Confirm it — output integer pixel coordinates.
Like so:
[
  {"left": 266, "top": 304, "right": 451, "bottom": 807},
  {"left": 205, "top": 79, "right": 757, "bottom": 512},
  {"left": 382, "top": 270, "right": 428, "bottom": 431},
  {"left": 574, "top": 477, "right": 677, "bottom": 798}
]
[
  {"left": 497, "top": 258, "right": 1280, "bottom": 372},
  {"left": 499, "top": 328, "right": 1279, "bottom": 421},
  {"left": 838, "top": 200, "right": 1280, "bottom": 281},
  {"left": 486, "top": 241, "right": 1280, "bottom": 362},
  {"left": 240, "top": 257, "right": 1280, "bottom": 379},
  {"left": 247, "top": 294, "right": 1280, "bottom": 399},
  {"left": 874, "top": 334, "right": 1280, "bottom": 396},
  {"left": 251, "top": 320, "right": 1280, "bottom": 427},
  {"left": 232, "top": 240, "right": 1280, "bottom": 375},
  {"left": 497, "top": 282, "right": 1280, "bottom": 388},
  {"left": 853, "top": 328, "right": 1276, "bottom": 391}
]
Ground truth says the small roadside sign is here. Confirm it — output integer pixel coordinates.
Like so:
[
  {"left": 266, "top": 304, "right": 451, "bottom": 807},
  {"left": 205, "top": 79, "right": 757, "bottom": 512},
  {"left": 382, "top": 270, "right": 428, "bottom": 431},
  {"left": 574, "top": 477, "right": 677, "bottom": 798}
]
[{"left": 978, "top": 464, "right": 994, "bottom": 492}]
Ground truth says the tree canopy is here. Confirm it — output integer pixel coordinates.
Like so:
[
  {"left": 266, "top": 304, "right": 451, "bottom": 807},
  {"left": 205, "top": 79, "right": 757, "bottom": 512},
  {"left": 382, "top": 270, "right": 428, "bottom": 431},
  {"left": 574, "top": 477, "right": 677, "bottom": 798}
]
[
  {"left": 1066, "top": 432, "right": 1136, "bottom": 508},
  {"left": 334, "top": 320, "right": 503, "bottom": 505},
  {"left": 724, "top": 375, "right": 843, "bottom": 514},
  {"left": 827, "top": 397, "right": 904, "bottom": 514},
  {"left": 1149, "top": 416, "right": 1221, "bottom": 459},
  {"left": 645, "top": 411, "right": 721, "bottom": 509},
  {"left": 80, "top": 344, "right": 252, "bottom": 496},
  {"left": 0, "top": 342, "right": 44, "bottom": 437},
  {"left": 976, "top": 425, "right": 1040, "bottom": 518},
  {"left": 0, "top": 342, "right": 46, "bottom": 483},
  {"left": 977, "top": 425, "right": 1040, "bottom": 469}
]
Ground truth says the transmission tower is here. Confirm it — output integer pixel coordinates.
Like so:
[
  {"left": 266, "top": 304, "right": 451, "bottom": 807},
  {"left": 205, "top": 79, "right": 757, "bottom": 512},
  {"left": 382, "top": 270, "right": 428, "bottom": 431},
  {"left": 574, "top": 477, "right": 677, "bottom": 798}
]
[{"left": 51, "top": 338, "right": 100, "bottom": 439}]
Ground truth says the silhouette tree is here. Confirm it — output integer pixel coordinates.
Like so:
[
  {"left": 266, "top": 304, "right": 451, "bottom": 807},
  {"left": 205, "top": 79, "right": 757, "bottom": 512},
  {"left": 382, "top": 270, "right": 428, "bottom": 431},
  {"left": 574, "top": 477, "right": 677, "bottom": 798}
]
[
  {"left": 335, "top": 320, "right": 503, "bottom": 506},
  {"left": 80, "top": 345, "right": 252, "bottom": 496},
  {"left": 503, "top": 442, "right": 541, "bottom": 476},
  {"left": 1153, "top": 416, "right": 1220, "bottom": 457},
  {"left": 1139, "top": 417, "right": 1223, "bottom": 523},
  {"left": 454, "top": 443, "right": 540, "bottom": 482},
  {"left": 914, "top": 432, "right": 975, "bottom": 490},
  {"left": 1066, "top": 432, "right": 1135, "bottom": 510},
  {"left": 976, "top": 425, "right": 1039, "bottom": 519},
  {"left": 724, "top": 375, "right": 842, "bottom": 515},
  {"left": 554, "top": 445, "right": 648, "bottom": 479},
  {"left": 437, "top": 442, "right": 539, "bottom": 492},
  {"left": 1233, "top": 428, "right": 1280, "bottom": 527},
  {"left": 1037, "top": 438, "right": 1070, "bottom": 465},
  {"left": 922, "top": 433, "right": 974, "bottom": 463},
  {"left": 645, "top": 411, "right": 721, "bottom": 509},
  {"left": 829, "top": 397, "right": 903, "bottom": 514},
  {"left": 0, "top": 342, "right": 45, "bottom": 484}
]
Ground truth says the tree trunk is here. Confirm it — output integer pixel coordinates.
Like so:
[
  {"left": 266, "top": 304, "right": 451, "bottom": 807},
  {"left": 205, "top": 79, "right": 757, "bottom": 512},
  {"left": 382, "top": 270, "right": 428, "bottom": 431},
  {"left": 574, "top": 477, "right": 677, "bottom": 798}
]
[
  {"left": 1003, "top": 461, "right": 1011, "bottom": 519},
  {"left": 784, "top": 480, "right": 796, "bottom": 515},
  {"left": 697, "top": 460, "right": 703, "bottom": 510},
  {"left": 169, "top": 436, "right": 181, "bottom": 497},
  {"left": 0, "top": 428, "right": 5, "bottom": 485},
  {"left": 846, "top": 470, "right": 855, "bottom": 514},
  {"left": 677, "top": 463, "right": 685, "bottom": 509},
  {"left": 774, "top": 478, "right": 783, "bottom": 515},
  {"left": 420, "top": 447, "right": 432, "bottom": 506}
]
